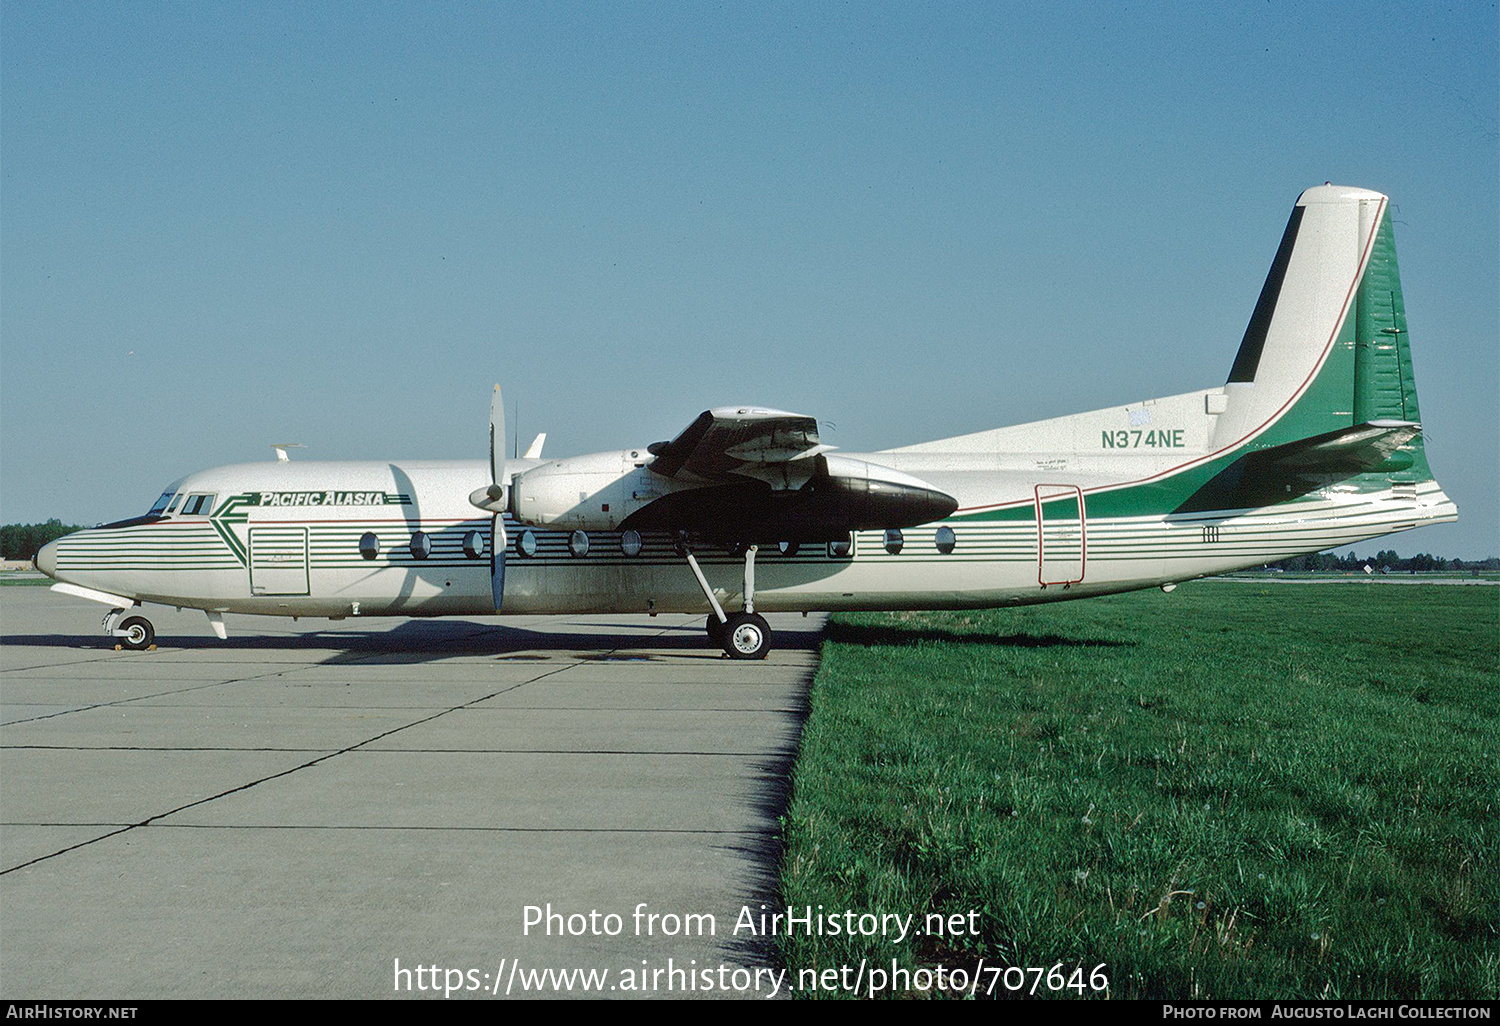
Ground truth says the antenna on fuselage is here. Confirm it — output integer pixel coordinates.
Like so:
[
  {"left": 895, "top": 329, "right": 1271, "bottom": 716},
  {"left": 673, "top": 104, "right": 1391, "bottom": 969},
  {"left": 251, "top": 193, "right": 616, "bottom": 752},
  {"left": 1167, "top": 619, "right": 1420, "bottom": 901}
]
[{"left": 271, "top": 444, "right": 306, "bottom": 462}]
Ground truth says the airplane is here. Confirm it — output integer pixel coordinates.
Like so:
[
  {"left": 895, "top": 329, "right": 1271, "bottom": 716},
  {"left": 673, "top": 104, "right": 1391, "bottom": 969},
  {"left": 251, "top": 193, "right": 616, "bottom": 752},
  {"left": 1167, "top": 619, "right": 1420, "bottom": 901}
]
[{"left": 34, "top": 185, "right": 1458, "bottom": 658}]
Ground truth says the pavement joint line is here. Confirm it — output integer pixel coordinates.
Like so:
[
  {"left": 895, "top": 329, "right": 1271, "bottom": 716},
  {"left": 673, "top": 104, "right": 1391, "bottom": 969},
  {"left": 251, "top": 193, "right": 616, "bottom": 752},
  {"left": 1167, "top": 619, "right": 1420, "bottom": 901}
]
[
  {"left": 0, "top": 620, "right": 601, "bottom": 727},
  {"left": 0, "top": 616, "right": 505, "bottom": 678},
  {"left": 0, "top": 663, "right": 341, "bottom": 727},
  {"left": 1, "top": 656, "right": 153, "bottom": 675},
  {"left": 0, "top": 614, "right": 724, "bottom": 876},
  {"left": 1, "top": 704, "right": 802, "bottom": 714},
  {"left": 2, "top": 746, "right": 784, "bottom": 756},
  {"left": 5, "top": 821, "right": 763, "bottom": 835}
]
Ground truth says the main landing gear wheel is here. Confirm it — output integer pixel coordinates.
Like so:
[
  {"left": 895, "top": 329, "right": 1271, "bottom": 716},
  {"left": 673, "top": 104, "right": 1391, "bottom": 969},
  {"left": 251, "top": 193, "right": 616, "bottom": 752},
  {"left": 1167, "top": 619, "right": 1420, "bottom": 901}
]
[
  {"left": 118, "top": 615, "right": 154, "bottom": 651},
  {"left": 705, "top": 614, "right": 727, "bottom": 646},
  {"left": 678, "top": 539, "right": 770, "bottom": 657},
  {"left": 721, "top": 612, "right": 770, "bottom": 660}
]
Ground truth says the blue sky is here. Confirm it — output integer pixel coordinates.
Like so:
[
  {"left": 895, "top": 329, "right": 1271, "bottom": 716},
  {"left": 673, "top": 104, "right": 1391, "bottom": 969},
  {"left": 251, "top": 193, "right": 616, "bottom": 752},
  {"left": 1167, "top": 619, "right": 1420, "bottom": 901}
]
[{"left": 3, "top": 1, "right": 1496, "bottom": 556}]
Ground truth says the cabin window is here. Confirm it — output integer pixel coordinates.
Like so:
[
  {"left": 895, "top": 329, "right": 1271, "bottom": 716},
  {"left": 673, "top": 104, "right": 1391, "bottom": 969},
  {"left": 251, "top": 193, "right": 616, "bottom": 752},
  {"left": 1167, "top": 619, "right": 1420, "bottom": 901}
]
[
  {"left": 778, "top": 540, "right": 800, "bottom": 556},
  {"left": 180, "top": 493, "right": 216, "bottom": 516},
  {"left": 409, "top": 532, "right": 431, "bottom": 560},
  {"left": 359, "top": 532, "right": 379, "bottom": 560},
  {"left": 463, "top": 531, "right": 485, "bottom": 559},
  {"left": 828, "top": 536, "right": 852, "bottom": 559},
  {"left": 517, "top": 530, "right": 538, "bottom": 557},
  {"left": 884, "top": 529, "right": 904, "bottom": 555},
  {"left": 935, "top": 526, "right": 956, "bottom": 554},
  {"left": 569, "top": 530, "right": 590, "bottom": 558},
  {"left": 620, "top": 530, "right": 643, "bottom": 557}
]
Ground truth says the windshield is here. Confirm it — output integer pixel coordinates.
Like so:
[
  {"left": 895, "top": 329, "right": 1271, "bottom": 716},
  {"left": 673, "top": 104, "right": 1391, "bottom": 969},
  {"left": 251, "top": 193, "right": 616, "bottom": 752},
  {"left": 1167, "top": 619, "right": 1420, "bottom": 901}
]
[{"left": 147, "top": 491, "right": 177, "bottom": 516}]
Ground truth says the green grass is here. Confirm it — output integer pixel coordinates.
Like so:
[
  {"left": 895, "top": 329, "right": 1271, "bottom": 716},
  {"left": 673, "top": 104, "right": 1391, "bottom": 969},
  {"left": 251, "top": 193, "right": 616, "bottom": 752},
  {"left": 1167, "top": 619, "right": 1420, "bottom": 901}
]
[
  {"left": 0, "top": 574, "right": 52, "bottom": 586},
  {"left": 779, "top": 584, "right": 1498, "bottom": 999},
  {"left": 1223, "top": 571, "right": 1500, "bottom": 581}
]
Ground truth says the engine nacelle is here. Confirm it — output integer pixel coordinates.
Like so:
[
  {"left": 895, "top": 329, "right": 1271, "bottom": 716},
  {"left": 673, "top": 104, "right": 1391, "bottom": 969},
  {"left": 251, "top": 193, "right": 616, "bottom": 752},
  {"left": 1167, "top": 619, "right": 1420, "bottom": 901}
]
[
  {"left": 511, "top": 450, "right": 958, "bottom": 540},
  {"left": 812, "top": 455, "right": 960, "bottom": 530},
  {"left": 510, "top": 450, "right": 672, "bottom": 529}
]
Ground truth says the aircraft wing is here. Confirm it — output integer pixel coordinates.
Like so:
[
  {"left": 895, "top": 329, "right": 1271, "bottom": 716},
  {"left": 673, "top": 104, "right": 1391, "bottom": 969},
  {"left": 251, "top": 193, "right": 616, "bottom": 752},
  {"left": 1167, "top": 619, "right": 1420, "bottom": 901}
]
[{"left": 647, "top": 407, "right": 831, "bottom": 481}]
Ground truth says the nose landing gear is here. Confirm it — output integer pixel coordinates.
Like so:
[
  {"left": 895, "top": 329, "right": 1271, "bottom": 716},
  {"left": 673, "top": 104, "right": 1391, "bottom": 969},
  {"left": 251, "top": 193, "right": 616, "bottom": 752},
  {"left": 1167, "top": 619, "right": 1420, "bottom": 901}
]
[{"left": 104, "top": 608, "right": 155, "bottom": 651}]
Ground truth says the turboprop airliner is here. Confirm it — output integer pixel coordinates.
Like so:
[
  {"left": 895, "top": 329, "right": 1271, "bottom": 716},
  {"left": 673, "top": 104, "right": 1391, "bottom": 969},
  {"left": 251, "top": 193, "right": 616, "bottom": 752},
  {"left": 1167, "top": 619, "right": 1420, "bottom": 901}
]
[{"left": 35, "top": 185, "right": 1458, "bottom": 657}]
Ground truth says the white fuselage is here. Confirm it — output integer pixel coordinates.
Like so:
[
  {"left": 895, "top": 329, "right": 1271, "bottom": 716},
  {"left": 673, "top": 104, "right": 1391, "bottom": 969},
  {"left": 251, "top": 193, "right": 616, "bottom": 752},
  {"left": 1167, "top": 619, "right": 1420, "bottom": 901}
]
[{"left": 41, "top": 417, "right": 1456, "bottom": 622}]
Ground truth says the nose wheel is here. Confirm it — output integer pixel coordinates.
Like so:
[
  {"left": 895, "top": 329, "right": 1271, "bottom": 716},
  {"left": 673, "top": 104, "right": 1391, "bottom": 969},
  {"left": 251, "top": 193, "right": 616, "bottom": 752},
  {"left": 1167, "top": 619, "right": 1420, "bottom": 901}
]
[
  {"left": 104, "top": 609, "right": 155, "bottom": 650},
  {"left": 119, "top": 616, "right": 155, "bottom": 650}
]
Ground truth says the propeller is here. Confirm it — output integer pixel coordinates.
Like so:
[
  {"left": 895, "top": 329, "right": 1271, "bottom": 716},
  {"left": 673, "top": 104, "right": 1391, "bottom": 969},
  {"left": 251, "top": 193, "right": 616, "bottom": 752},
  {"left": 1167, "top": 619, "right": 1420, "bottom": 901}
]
[{"left": 468, "top": 386, "right": 507, "bottom": 610}]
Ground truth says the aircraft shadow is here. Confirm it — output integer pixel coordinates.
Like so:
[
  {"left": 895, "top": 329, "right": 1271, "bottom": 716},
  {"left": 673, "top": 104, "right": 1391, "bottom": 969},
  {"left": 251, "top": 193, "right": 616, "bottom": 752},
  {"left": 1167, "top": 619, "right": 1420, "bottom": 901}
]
[
  {"left": 3, "top": 618, "right": 1128, "bottom": 661},
  {"left": 0, "top": 617, "right": 826, "bottom": 664},
  {"left": 823, "top": 620, "right": 1136, "bottom": 650}
]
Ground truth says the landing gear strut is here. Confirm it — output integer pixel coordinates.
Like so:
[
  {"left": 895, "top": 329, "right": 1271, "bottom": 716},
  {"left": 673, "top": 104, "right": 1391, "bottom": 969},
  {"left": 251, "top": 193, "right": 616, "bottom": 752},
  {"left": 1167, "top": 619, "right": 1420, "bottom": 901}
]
[{"left": 683, "top": 535, "right": 770, "bottom": 659}]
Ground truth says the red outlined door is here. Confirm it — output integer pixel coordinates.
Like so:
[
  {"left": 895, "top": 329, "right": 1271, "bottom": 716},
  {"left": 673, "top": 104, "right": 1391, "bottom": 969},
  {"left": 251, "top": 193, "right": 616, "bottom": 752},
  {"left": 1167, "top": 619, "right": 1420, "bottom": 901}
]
[{"left": 1035, "top": 485, "right": 1087, "bottom": 586}]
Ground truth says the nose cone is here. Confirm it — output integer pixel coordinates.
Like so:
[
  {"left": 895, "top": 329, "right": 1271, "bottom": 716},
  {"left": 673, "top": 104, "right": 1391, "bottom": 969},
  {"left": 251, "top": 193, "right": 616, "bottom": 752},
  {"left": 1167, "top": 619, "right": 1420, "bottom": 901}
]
[{"left": 34, "top": 539, "right": 58, "bottom": 578}]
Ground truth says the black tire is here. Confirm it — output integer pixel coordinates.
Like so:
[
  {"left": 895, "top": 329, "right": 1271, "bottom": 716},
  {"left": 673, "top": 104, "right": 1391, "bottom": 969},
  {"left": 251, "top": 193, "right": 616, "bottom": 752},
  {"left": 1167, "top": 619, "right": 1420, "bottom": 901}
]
[
  {"left": 721, "top": 612, "right": 771, "bottom": 660},
  {"left": 705, "top": 614, "right": 727, "bottom": 646},
  {"left": 119, "top": 615, "right": 154, "bottom": 651}
]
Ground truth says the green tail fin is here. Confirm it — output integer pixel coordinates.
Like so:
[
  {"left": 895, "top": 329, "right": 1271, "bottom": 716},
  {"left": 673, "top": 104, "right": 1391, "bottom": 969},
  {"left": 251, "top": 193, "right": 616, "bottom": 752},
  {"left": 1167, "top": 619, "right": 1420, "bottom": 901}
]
[
  {"left": 1352, "top": 210, "right": 1430, "bottom": 478},
  {"left": 1354, "top": 210, "right": 1421, "bottom": 423}
]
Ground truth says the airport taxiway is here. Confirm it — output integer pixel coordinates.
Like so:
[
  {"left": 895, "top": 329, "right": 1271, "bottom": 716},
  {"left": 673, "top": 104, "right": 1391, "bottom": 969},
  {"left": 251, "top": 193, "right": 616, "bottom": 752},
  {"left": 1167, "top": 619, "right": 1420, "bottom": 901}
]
[{"left": 1, "top": 586, "right": 822, "bottom": 998}]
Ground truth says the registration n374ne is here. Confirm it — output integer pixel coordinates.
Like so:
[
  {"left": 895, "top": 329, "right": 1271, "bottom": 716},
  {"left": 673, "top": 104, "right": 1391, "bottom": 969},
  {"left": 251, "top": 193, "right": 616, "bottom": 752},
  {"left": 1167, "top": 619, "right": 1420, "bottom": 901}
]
[{"left": 37, "top": 186, "right": 1457, "bottom": 657}]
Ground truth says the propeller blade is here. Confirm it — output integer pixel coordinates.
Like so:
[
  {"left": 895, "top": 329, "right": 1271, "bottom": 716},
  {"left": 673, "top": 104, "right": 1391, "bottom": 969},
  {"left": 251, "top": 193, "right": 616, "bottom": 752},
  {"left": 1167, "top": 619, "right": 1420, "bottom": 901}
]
[
  {"left": 492, "top": 514, "right": 506, "bottom": 611},
  {"left": 490, "top": 385, "right": 506, "bottom": 500},
  {"left": 489, "top": 387, "right": 507, "bottom": 610},
  {"left": 471, "top": 385, "right": 509, "bottom": 512}
]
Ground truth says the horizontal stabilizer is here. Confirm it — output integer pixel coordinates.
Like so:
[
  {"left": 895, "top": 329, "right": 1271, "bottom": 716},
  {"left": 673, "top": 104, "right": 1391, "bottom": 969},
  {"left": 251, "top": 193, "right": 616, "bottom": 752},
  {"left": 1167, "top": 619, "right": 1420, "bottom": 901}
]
[
  {"left": 1176, "top": 421, "right": 1420, "bottom": 513},
  {"left": 1258, "top": 420, "right": 1420, "bottom": 471}
]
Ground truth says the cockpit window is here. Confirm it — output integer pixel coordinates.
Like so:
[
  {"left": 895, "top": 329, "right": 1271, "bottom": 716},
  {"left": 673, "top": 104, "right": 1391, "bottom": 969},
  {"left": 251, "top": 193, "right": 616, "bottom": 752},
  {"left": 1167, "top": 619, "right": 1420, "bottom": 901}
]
[
  {"left": 148, "top": 492, "right": 176, "bottom": 516},
  {"left": 165, "top": 495, "right": 182, "bottom": 514},
  {"left": 180, "top": 493, "right": 216, "bottom": 516}
]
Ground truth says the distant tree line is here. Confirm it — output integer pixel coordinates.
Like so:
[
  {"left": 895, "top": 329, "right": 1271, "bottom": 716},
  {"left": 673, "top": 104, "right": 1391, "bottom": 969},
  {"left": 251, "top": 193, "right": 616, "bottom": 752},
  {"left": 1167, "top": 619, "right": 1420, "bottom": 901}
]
[
  {"left": 1267, "top": 550, "right": 1500, "bottom": 573},
  {"left": 1, "top": 520, "right": 83, "bottom": 561}
]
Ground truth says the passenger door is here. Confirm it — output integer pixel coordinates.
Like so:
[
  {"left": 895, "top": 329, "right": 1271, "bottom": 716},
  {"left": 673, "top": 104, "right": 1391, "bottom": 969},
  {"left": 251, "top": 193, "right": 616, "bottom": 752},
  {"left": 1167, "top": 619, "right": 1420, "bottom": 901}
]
[{"left": 1035, "top": 484, "right": 1087, "bottom": 586}]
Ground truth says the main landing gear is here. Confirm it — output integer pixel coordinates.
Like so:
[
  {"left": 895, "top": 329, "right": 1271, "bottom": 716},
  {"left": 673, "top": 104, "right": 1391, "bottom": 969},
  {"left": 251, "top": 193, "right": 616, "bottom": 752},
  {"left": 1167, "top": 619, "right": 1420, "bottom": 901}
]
[{"left": 682, "top": 535, "right": 771, "bottom": 659}]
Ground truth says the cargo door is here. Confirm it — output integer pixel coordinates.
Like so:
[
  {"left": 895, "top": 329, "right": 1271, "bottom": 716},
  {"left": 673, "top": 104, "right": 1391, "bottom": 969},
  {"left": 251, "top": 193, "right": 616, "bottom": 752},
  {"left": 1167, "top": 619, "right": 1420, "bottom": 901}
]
[{"left": 249, "top": 526, "right": 310, "bottom": 596}]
